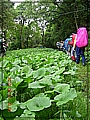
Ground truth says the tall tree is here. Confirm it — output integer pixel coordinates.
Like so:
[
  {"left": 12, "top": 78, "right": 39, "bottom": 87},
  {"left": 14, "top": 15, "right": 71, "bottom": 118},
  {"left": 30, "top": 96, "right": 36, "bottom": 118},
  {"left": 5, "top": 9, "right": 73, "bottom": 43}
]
[
  {"left": 0, "top": 0, "right": 15, "bottom": 40},
  {"left": 5, "top": 0, "right": 89, "bottom": 49}
]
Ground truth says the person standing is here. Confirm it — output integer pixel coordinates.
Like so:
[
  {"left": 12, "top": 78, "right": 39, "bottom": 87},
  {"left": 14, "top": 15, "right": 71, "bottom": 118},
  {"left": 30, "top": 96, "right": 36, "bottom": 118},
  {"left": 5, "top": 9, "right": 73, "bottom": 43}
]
[
  {"left": 75, "top": 27, "right": 88, "bottom": 66},
  {"left": 68, "top": 33, "right": 77, "bottom": 61}
]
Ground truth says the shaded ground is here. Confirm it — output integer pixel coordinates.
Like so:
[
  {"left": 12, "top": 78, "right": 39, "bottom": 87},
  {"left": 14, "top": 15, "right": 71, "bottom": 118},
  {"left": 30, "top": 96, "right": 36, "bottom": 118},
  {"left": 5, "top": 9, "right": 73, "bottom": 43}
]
[{"left": 74, "top": 59, "right": 90, "bottom": 119}]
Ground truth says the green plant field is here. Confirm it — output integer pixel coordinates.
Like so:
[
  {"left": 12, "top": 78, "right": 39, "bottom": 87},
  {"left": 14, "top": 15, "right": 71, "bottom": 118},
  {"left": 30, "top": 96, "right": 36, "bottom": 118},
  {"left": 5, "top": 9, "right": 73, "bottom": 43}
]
[{"left": 0, "top": 48, "right": 90, "bottom": 120}]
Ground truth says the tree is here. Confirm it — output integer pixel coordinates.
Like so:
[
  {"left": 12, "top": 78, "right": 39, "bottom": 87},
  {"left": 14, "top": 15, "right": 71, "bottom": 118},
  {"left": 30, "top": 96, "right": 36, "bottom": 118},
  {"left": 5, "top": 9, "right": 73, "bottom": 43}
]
[
  {"left": 0, "top": 0, "right": 15, "bottom": 38},
  {"left": 4, "top": 0, "right": 89, "bottom": 49}
]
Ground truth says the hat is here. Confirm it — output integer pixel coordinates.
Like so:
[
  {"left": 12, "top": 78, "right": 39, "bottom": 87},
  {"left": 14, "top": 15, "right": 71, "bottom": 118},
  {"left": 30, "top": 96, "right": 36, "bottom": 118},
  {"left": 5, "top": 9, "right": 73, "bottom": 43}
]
[{"left": 70, "top": 35, "right": 72, "bottom": 37}]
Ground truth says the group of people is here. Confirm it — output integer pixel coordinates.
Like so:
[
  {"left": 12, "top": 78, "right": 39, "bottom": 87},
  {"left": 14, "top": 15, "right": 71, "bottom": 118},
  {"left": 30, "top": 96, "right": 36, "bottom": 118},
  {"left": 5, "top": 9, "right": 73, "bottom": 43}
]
[{"left": 56, "top": 27, "right": 88, "bottom": 66}]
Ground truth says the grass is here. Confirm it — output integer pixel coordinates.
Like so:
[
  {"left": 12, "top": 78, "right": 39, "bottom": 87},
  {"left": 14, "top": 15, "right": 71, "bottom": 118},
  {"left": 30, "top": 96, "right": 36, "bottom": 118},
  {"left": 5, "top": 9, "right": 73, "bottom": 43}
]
[{"left": 73, "top": 54, "right": 90, "bottom": 119}]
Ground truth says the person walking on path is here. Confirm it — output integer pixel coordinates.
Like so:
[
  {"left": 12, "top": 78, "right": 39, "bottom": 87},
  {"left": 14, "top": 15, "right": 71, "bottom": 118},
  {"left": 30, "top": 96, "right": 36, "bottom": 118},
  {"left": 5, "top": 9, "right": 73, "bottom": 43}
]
[{"left": 75, "top": 27, "right": 88, "bottom": 66}]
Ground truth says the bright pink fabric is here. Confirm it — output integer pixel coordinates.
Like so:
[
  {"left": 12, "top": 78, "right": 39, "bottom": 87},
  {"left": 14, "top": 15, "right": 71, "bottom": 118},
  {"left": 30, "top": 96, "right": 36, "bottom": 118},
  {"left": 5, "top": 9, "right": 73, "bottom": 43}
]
[{"left": 76, "top": 27, "right": 88, "bottom": 47}]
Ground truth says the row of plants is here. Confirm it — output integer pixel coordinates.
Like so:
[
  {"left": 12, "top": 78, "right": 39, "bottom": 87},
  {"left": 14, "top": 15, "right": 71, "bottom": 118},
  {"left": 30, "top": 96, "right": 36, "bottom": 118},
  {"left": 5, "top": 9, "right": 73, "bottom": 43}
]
[{"left": 0, "top": 48, "right": 88, "bottom": 120}]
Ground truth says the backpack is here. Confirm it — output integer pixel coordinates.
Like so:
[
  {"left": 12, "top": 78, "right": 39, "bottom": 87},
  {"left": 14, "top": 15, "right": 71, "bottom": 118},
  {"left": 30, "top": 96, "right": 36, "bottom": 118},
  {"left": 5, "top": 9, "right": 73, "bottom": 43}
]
[
  {"left": 76, "top": 27, "right": 88, "bottom": 47},
  {"left": 64, "top": 38, "right": 70, "bottom": 50}
]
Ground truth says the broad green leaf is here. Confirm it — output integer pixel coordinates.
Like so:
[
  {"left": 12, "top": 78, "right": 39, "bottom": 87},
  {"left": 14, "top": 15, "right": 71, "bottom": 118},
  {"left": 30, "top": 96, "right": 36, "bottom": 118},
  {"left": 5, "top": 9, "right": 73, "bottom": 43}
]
[
  {"left": 46, "top": 67, "right": 54, "bottom": 74},
  {"left": 63, "top": 71, "right": 71, "bottom": 74},
  {"left": 0, "top": 99, "right": 8, "bottom": 110},
  {"left": 19, "top": 102, "right": 26, "bottom": 109},
  {"left": 59, "top": 67, "right": 65, "bottom": 74},
  {"left": 63, "top": 70, "right": 75, "bottom": 75},
  {"left": 45, "top": 90, "right": 54, "bottom": 94},
  {"left": 23, "top": 109, "right": 35, "bottom": 115},
  {"left": 22, "top": 59, "right": 28, "bottom": 63},
  {"left": 28, "top": 81, "right": 45, "bottom": 88},
  {"left": 0, "top": 72, "right": 3, "bottom": 84},
  {"left": 10, "top": 101, "right": 19, "bottom": 112},
  {"left": 54, "top": 67, "right": 65, "bottom": 75},
  {"left": 21, "top": 65, "right": 31, "bottom": 73},
  {"left": 0, "top": 94, "right": 2, "bottom": 101},
  {"left": 21, "top": 66, "right": 33, "bottom": 78},
  {"left": 33, "top": 67, "right": 45, "bottom": 79},
  {"left": 12, "top": 59, "right": 21, "bottom": 65},
  {"left": 27, "top": 96, "right": 51, "bottom": 111},
  {"left": 26, "top": 72, "right": 33, "bottom": 78},
  {"left": 8, "top": 97, "right": 16, "bottom": 104},
  {"left": 10, "top": 65, "right": 20, "bottom": 72},
  {"left": 39, "top": 77, "right": 52, "bottom": 85},
  {"left": 76, "top": 111, "right": 81, "bottom": 117},
  {"left": 20, "top": 110, "right": 35, "bottom": 119},
  {"left": 35, "top": 93, "right": 45, "bottom": 97},
  {"left": 20, "top": 114, "right": 35, "bottom": 119},
  {"left": 1, "top": 88, "right": 8, "bottom": 100},
  {"left": 52, "top": 75, "right": 63, "bottom": 82},
  {"left": 54, "top": 84, "right": 70, "bottom": 93},
  {"left": 12, "top": 77, "right": 23, "bottom": 88},
  {"left": 76, "top": 81, "right": 82, "bottom": 84},
  {"left": 70, "top": 70, "right": 75, "bottom": 75},
  {"left": 14, "top": 117, "right": 35, "bottom": 120},
  {"left": 0, "top": 60, "right": 8, "bottom": 68},
  {"left": 54, "top": 88, "right": 77, "bottom": 106}
]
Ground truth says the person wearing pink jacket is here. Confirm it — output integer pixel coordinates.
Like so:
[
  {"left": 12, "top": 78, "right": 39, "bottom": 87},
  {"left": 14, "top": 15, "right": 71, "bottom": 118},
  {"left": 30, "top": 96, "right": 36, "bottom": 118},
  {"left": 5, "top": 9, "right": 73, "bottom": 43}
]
[{"left": 75, "top": 27, "right": 88, "bottom": 66}]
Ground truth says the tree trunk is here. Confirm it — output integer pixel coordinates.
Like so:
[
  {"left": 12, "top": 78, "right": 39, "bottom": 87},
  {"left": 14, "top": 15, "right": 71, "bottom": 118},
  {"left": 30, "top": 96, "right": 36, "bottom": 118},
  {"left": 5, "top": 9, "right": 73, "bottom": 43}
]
[{"left": 74, "top": 2, "right": 78, "bottom": 30}]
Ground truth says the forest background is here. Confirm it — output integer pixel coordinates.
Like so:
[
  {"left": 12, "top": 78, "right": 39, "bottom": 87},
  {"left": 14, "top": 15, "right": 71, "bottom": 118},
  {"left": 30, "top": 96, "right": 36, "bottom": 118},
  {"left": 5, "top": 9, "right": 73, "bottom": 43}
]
[{"left": 0, "top": 0, "right": 90, "bottom": 50}]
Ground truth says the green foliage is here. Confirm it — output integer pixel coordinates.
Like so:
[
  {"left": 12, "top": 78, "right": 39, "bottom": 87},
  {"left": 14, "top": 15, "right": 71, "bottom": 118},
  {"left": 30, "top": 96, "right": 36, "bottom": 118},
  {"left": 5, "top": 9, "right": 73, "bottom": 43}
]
[
  {"left": 2, "top": 0, "right": 89, "bottom": 49},
  {"left": 0, "top": 48, "right": 88, "bottom": 119},
  {"left": 27, "top": 95, "right": 51, "bottom": 111}
]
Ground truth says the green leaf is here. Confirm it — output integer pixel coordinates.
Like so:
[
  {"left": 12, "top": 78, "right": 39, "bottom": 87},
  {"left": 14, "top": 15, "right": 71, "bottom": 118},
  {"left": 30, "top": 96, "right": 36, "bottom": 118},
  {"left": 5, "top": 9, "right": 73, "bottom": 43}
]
[
  {"left": 10, "top": 101, "right": 19, "bottom": 112},
  {"left": 1, "top": 88, "right": 8, "bottom": 100},
  {"left": 21, "top": 66, "right": 33, "bottom": 78},
  {"left": 76, "top": 111, "right": 81, "bottom": 117},
  {"left": 28, "top": 81, "right": 45, "bottom": 88},
  {"left": 45, "top": 90, "right": 54, "bottom": 94},
  {"left": 33, "top": 67, "right": 45, "bottom": 79},
  {"left": 0, "top": 72, "right": 3, "bottom": 84},
  {"left": 8, "top": 97, "right": 16, "bottom": 104},
  {"left": 22, "top": 59, "right": 28, "bottom": 63},
  {"left": 21, "top": 65, "right": 31, "bottom": 73},
  {"left": 0, "top": 94, "right": 2, "bottom": 101},
  {"left": 23, "top": 109, "right": 34, "bottom": 115},
  {"left": 19, "top": 102, "right": 26, "bottom": 109},
  {"left": 46, "top": 67, "right": 54, "bottom": 74},
  {"left": 20, "top": 114, "right": 35, "bottom": 118},
  {"left": 63, "top": 71, "right": 71, "bottom": 74},
  {"left": 10, "top": 65, "right": 20, "bottom": 72},
  {"left": 39, "top": 76, "right": 52, "bottom": 85},
  {"left": 76, "top": 81, "right": 82, "bottom": 84},
  {"left": 12, "top": 59, "right": 21, "bottom": 65},
  {"left": 59, "top": 67, "right": 65, "bottom": 74},
  {"left": 54, "top": 88, "right": 77, "bottom": 106},
  {"left": 0, "top": 60, "right": 8, "bottom": 68},
  {"left": 26, "top": 96, "right": 51, "bottom": 111},
  {"left": 0, "top": 99, "right": 8, "bottom": 110},
  {"left": 54, "top": 84, "right": 70, "bottom": 93},
  {"left": 12, "top": 77, "right": 23, "bottom": 88},
  {"left": 63, "top": 70, "right": 75, "bottom": 75},
  {"left": 19, "top": 109, "right": 35, "bottom": 119},
  {"left": 54, "top": 67, "right": 65, "bottom": 75}
]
